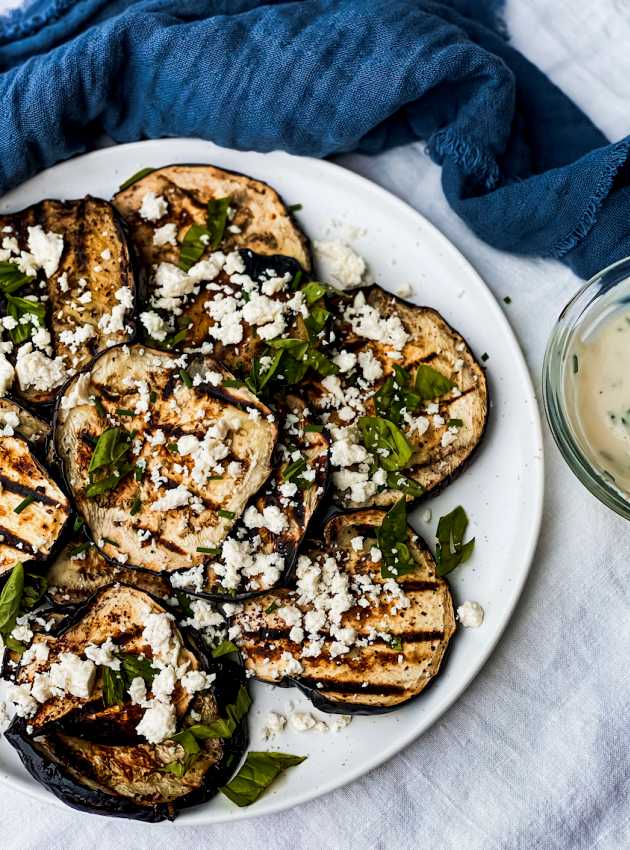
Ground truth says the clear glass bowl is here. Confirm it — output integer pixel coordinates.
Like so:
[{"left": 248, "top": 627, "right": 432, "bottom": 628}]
[{"left": 543, "top": 256, "right": 630, "bottom": 519}]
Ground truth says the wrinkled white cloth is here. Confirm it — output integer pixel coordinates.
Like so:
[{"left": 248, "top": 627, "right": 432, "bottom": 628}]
[{"left": 3, "top": 1, "right": 630, "bottom": 848}]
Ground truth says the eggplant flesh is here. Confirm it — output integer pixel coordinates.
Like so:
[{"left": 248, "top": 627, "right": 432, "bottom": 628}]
[
  {"left": 0, "top": 399, "right": 50, "bottom": 453},
  {"left": 5, "top": 585, "right": 248, "bottom": 821},
  {"left": 46, "top": 537, "right": 172, "bottom": 607},
  {"left": 308, "top": 286, "right": 488, "bottom": 508},
  {"left": 0, "top": 197, "right": 135, "bottom": 406},
  {"left": 6, "top": 663, "right": 247, "bottom": 822},
  {"left": 53, "top": 344, "right": 277, "bottom": 574},
  {"left": 0, "top": 435, "right": 70, "bottom": 578},
  {"left": 172, "top": 394, "right": 329, "bottom": 599},
  {"left": 113, "top": 163, "right": 311, "bottom": 273},
  {"left": 232, "top": 509, "right": 455, "bottom": 714}
]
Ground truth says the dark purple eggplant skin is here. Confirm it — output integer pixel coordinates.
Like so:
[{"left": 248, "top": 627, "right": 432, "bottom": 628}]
[{"left": 4, "top": 585, "right": 249, "bottom": 822}]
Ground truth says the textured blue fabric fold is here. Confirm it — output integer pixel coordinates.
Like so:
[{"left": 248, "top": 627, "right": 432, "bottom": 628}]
[{"left": 1, "top": 0, "right": 629, "bottom": 280}]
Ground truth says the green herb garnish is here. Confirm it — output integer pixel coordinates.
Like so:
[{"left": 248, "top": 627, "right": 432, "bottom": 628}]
[
  {"left": 265, "top": 601, "right": 280, "bottom": 614},
  {"left": 414, "top": 364, "right": 455, "bottom": 400},
  {"left": 288, "top": 203, "right": 303, "bottom": 212},
  {"left": 0, "top": 562, "right": 24, "bottom": 637},
  {"left": 206, "top": 197, "right": 231, "bottom": 249},
  {"left": 447, "top": 418, "right": 463, "bottom": 428},
  {"left": 179, "top": 224, "right": 210, "bottom": 272},
  {"left": 102, "top": 652, "right": 158, "bottom": 707},
  {"left": 86, "top": 427, "right": 133, "bottom": 498},
  {"left": 384, "top": 471, "right": 424, "bottom": 497},
  {"left": 220, "top": 752, "right": 306, "bottom": 807},
  {"left": 377, "top": 498, "right": 417, "bottom": 579},
  {"left": 304, "top": 423, "right": 324, "bottom": 433},
  {"left": 374, "top": 365, "right": 421, "bottom": 426},
  {"left": 435, "top": 505, "right": 475, "bottom": 576},
  {"left": 218, "top": 509, "right": 235, "bottom": 520},
  {"left": 196, "top": 546, "right": 219, "bottom": 555},
  {"left": 130, "top": 495, "right": 141, "bottom": 516},
  {"left": 14, "top": 495, "right": 36, "bottom": 514},
  {"left": 0, "top": 262, "right": 31, "bottom": 295},
  {"left": 358, "top": 416, "right": 413, "bottom": 472},
  {"left": 211, "top": 639, "right": 238, "bottom": 658},
  {"left": 179, "top": 368, "right": 193, "bottom": 388},
  {"left": 116, "top": 408, "right": 135, "bottom": 418},
  {"left": 281, "top": 457, "right": 307, "bottom": 483},
  {"left": 572, "top": 354, "right": 579, "bottom": 374},
  {"left": 118, "top": 167, "right": 156, "bottom": 190}
]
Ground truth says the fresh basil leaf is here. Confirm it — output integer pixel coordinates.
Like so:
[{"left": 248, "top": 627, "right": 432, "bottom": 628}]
[
  {"left": 88, "top": 428, "right": 131, "bottom": 473},
  {"left": 358, "top": 416, "right": 413, "bottom": 471},
  {"left": 102, "top": 666, "right": 126, "bottom": 707},
  {"left": 121, "top": 653, "right": 157, "bottom": 686},
  {"left": 118, "top": 167, "right": 156, "bottom": 190},
  {"left": 85, "top": 462, "right": 134, "bottom": 497},
  {"left": 0, "top": 562, "right": 24, "bottom": 636},
  {"left": 21, "top": 574, "right": 48, "bottom": 612},
  {"left": 281, "top": 457, "right": 307, "bottom": 483},
  {"left": 245, "top": 349, "right": 284, "bottom": 396},
  {"left": 304, "top": 305, "right": 331, "bottom": 339},
  {"left": 267, "top": 337, "right": 308, "bottom": 353},
  {"left": 185, "top": 685, "right": 251, "bottom": 740},
  {"left": 302, "top": 346, "right": 338, "bottom": 377},
  {"left": 385, "top": 471, "right": 424, "bottom": 497},
  {"left": 301, "top": 282, "right": 328, "bottom": 305},
  {"left": 4, "top": 636, "right": 25, "bottom": 655},
  {"left": 377, "top": 499, "right": 417, "bottom": 579},
  {"left": 206, "top": 197, "right": 230, "bottom": 249},
  {"left": 220, "top": 751, "right": 307, "bottom": 807},
  {"left": 414, "top": 364, "right": 455, "bottom": 400},
  {"left": 435, "top": 505, "right": 475, "bottom": 576},
  {"left": 0, "top": 262, "right": 31, "bottom": 295},
  {"left": 171, "top": 729, "right": 201, "bottom": 756},
  {"left": 179, "top": 224, "right": 209, "bottom": 271},
  {"left": 211, "top": 639, "right": 238, "bottom": 658}
]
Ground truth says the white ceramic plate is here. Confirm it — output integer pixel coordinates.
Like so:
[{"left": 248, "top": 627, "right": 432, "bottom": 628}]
[{"left": 0, "top": 138, "right": 544, "bottom": 824}]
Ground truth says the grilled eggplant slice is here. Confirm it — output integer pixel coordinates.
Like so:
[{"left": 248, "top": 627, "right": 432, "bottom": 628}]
[
  {"left": 0, "top": 197, "right": 134, "bottom": 406},
  {"left": 0, "top": 398, "right": 49, "bottom": 452},
  {"left": 307, "top": 286, "right": 488, "bottom": 507},
  {"left": 137, "top": 250, "right": 306, "bottom": 375},
  {"left": 0, "top": 435, "right": 70, "bottom": 577},
  {"left": 173, "top": 394, "right": 329, "bottom": 599},
  {"left": 232, "top": 509, "right": 455, "bottom": 713},
  {"left": 5, "top": 585, "right": 248, "bottom": 821},
  {"left": 113, "top": 163, "right": 311, "bottom": 272},
  {"left": 54, "top": 344, "right": 277, "bottom": 574},
  {"left": 46, "top": 538, "right": 171, "bottom": 607}
]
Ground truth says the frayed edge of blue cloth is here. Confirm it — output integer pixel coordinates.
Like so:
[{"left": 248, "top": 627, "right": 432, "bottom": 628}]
[
  {"left": 552, "top": 137, "right": 630, "bottom": 258},
  {"left": 0, "top": 0, "right": 78, "bottom": 43},
  {"left": 428, "top": 127, "right": 501, "bottom": 190}
]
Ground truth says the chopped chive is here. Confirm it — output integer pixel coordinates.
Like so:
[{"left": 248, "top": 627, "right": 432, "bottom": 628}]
[
  {"left": 209, "top": 475, "right": 224, "bottom": 481},
  {"left": 179, "top": 369, "right": 193, "bottom": 388},
  {"left": 218, "top": 509, "right": 235, "bottom": 520},
  {"left": 72, "top": 516, "right": 85, "bottom": 533},
  {"left": 14, "top": 495, "right": 36, "bottom": 514},
  {"left": 222, "top": 379, "right": 244, "bottom": 388},
  {"left": 167, "top": 443, "right": 179, "bottom": 454},
  {"left": 447, "top": 418, "right": 463, "bottom": 428},
  {"left": 265, "top": 601, "right": 280, "bottom": 614},
  {"left": 288, "top": 203, "right": 303, "bottom": 212},
  {"left": 290, "top": 269, "right": 303, "bottom": 291},
  {"left": 134, "top": 465, "right": 145, "bottom": 482},
  {"left": 572, "top": 354, "right": 579, "bottom": 374},
  {"left": 481, "top": 352, "right": 489, "bottom": 362},
  {"left": 196, "top": 546, "right": 219, "bottom": 555},
  {"left": 130, "top": 495, "right": 141, "bottom": 515},
  {"left": 304, "top": 423, "right": 324, "bottom": 433},
  {"left": 116, "top": 408, "right": 135, "bottom": 417},
  {"left": 101, "top": 537, "right": 118, "bottom": 548},
  {"left": 93, "top": 397, "right": 106, "bottom": 417},
  {"left": 503, "top": 296, "right": 512, "bottom": 304},
  {"left": 150, "top": 391, "right": 157, "bottom": 404},
  {"left": 70, "top": 543, "right": 92, "bottom": 557}
]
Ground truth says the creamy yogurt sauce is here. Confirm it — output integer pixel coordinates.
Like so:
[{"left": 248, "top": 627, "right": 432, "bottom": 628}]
[{"left": 568, "top": 308, "right": 630, "bottom": 493}]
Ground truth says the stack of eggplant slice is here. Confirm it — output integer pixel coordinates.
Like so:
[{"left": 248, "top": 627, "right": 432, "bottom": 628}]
[{"left": 0, "top": 162, "right": 488, "bottom": 820}]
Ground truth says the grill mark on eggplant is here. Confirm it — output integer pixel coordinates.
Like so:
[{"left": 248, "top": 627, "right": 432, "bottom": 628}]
[
  {"left": 0, "top": 473, "right": 64, "bottom": 508},
  {"left": 154, "top": 535, "right": 188, "bottom": 556},
  {"left": 0, "top": 524, "right": 39, "bottom": 555},
  {"left": 298, "top": 677, "right": 409, "bottom": 696},
  {"left": 252, "top": 627, "right": 444, "bottom": 645}
]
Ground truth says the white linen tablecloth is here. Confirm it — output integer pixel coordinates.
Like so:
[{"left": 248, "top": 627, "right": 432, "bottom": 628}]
[{"left": 2, "top": 1, "right": 630, "bottom": 847}]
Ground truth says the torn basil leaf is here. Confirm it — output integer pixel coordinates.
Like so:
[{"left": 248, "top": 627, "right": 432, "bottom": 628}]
[
  {"left": 0, "top": 562, "right": 24, "bottom": 637},
  {"left": 220, "top": 751, "right": 306, "bottom": 807},
  {"left": 179, "top": 224, "right": 209, "bottom": 272},
  {"left": 435, "top": 505, "right": 475, "bottom": 576},
  {"left": 206, "top": 197, "right": 230, "bottom": 249},
  {"left": 211, "top": 639, "right": 238, "bottom": 658},
  {"left": 358, "top": 416, "right": 413, "bottom": 471},
  {"left": 377, "top": 499, "right": 417, "bottom": 579},
  {"left": 86, "top": 427, "right": 133, "bottom": 498},
  {"left": 414, "top": 364, "right": 455, "bottom": 400},
  {"left": 385, "top": 471, "right": 424, "bottom": 497}
]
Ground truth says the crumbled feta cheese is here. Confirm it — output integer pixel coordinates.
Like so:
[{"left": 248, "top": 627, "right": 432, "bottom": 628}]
[
  {"left": 49, "top": 653, "right": 96, "bottom": 698},
  {"left": 243, "top": 504, "right": 288, "bottom": 534},
  {"left": 151, "top": 485, "right": 192, "bottom": 512},
  {"left": 344, "top": 291, "right": 408, "bottom": 351},
  {"left": 84, "top": 638, "right": 121, "bottom": 670},
  {"left": 15, "top": 345, "right": 66, "bottom": 392},
  {"left": 139, "top": 192, "right": 168, "bottom": 222},
  {"left": 140, "top": 310, "right": 170, "bottom": 342},
  {"left": 263, "top": 711, "right": 287, "bottom": 739},
  {"left": 136, "top": 700, "right": 177, "bottom": 744},
  {"left": 0, "top": 354, "right": 15, "bottom": 397},
  {"left": 26, "top": 226, "right": 64, "bottom": 277},
  {"left": 314, "top": 240, "right": 366, "bottom": 290},
  {"left": 457, "top": 600, "right": 484, "bottom": 628},
  {"left": 153, "top": 223, "right": 178, "bottom": 246}
]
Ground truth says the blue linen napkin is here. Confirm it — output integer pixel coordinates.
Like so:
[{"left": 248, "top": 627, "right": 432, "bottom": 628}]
[{"left": 1, "top": 0, "right": 629, "bottom": 281}]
